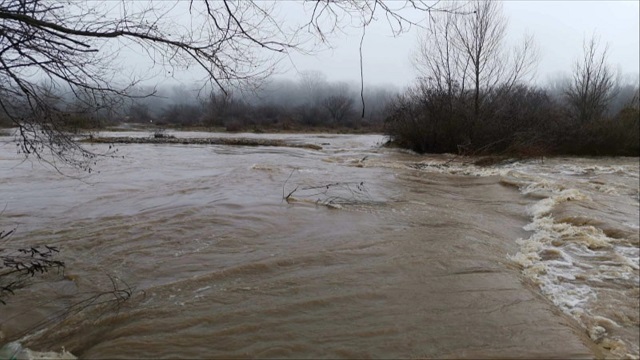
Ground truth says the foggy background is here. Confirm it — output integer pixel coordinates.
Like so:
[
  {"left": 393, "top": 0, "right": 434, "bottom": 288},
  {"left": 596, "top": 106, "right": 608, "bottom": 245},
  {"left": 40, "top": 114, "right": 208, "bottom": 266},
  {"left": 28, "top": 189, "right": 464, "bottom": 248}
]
[{"left": 155, "top": 1, "right": 639, "bottom": 87}]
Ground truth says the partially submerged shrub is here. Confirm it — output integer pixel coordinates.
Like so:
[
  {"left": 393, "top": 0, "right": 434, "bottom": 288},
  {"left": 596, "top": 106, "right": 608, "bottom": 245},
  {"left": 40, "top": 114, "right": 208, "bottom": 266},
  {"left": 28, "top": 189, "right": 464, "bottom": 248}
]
[
  {"left": 1, "top": 229, "right": 65, "bottom": 305},
  {"left": 575, "top": 107, "right": 639, "bottom": 156},
  {"left": 384, "top": 80, "right": 639, "bottom": 157},
  {"left": 384, "top": 85, "right": 468, "bottom": 154}
]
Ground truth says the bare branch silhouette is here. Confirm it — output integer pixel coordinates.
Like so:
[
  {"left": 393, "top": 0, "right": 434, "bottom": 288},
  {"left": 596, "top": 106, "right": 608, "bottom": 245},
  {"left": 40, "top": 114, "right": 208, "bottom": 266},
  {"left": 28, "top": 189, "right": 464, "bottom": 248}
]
[{"left": 1, "top": 0, "right": 454, "bottom": 170}]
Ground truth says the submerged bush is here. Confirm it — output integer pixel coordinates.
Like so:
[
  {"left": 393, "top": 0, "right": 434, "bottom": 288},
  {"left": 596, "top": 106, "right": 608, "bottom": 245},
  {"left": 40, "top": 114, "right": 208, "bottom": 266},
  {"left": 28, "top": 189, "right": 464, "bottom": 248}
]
[
  {"left": 385, "top": 82, "right": 559, "bottom": 155},
  {"left": 0, "top": 229, "right": 65, "bottom": 305},
  {"left": 568, "top": 107, "right": 639, "bottom": 156},
  {"left": 384, "top": 84, "right": 468, "bottom": 153},
  {"left": 384, "top": 81, "right": 639, "bottom": 157}
]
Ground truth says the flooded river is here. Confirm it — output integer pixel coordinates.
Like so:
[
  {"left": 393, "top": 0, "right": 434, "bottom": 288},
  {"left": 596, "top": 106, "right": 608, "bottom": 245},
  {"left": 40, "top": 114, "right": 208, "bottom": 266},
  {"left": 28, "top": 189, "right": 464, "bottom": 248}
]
[{"left": 0, "top": 132, "right": 638, "bottom": 358}]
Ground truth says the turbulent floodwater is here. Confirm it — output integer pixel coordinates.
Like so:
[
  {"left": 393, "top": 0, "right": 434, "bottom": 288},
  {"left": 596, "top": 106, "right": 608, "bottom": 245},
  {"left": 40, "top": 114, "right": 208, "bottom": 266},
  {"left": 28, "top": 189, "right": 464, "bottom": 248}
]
[{"left": 0, "top": 131, "right": 638, "bottom": 359}]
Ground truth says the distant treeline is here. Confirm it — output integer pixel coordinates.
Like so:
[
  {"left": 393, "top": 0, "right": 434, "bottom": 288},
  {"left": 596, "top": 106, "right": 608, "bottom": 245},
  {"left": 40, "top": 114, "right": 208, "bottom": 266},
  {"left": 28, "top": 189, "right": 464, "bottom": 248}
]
[
  {"left": 0, "top": 71, "right": 397, "bottom": 133},
  {"left": 125, "top": 73, "right": 396, "bottom": 132}
]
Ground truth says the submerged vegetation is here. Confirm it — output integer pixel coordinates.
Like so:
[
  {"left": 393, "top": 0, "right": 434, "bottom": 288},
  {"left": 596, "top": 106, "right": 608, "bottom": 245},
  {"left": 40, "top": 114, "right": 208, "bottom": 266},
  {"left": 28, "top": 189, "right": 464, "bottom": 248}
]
[
  {"left": 384, "top": 79, "right": 639, "bottom": 157},
  {"left": 0, "top": 229, "right": 65, "bottom": 305}
]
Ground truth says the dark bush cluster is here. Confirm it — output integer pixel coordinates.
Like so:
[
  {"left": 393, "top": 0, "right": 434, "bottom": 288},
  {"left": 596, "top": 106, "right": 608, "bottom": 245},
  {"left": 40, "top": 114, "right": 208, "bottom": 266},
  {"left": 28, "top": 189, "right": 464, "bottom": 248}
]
[
  {"left": 384, "top": 80, "right": 639, "bottom": 157},
  {"left": 391, "top": 0, "right": 639, "bottom": 158},
  {"left": 557, "top": 105, "right": 640, "bottom": 156}
]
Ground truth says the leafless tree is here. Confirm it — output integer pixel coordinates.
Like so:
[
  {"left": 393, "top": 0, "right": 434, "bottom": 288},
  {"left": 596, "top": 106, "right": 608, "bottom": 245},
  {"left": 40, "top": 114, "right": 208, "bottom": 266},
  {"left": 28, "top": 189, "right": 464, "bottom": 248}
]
[
  {"left": 323, "top": 82, "right": 355, "bottom": 125},
  {"left": 565, "top": 35, "right": 618, "bottom": 123},
  {"left": 0, "top": 0, "right": 289, "bottom": 170},
  {"left": 202, "top": 91, "right": 235, "bottom": 127},
  {"left": 127, "top": 103, "right": 153, "bottom": 123},
  {"left": 414, "top": 9, "right": 468, "bottom": 99},
  {"left": 452, "top": 0, "right": 534, "bottom": 121},
  {"left": 414, "top": 0, "right": 538, "bottom": 134},
  {"left": 609, "top": 74, "right": 640, "bottom": 114},
  {"left": 323, "top": 94, "right": 355, "bottom": 125},
  {"left": 201, "top": 89, "right": 253, "bottom": 129},
  {"left": 1, "top": 0, "right": 455, "bottom": 170},
  {"left": 298, "top": 70, "right": 329, "bottom": 106}
]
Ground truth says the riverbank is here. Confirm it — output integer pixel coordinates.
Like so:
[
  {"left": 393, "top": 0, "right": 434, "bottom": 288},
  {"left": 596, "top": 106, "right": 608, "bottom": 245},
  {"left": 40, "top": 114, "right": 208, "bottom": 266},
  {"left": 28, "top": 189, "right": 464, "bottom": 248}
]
[{"left": 83, "top": 136, "right": 323, "bottom": 150}]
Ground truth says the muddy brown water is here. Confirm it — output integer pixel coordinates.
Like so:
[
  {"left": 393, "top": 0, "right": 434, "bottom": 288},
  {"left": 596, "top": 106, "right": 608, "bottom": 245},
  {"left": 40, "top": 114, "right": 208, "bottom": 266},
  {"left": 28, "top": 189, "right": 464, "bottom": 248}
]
[{"left": 0, "top": 132, "right": 637, "bottom": 358}]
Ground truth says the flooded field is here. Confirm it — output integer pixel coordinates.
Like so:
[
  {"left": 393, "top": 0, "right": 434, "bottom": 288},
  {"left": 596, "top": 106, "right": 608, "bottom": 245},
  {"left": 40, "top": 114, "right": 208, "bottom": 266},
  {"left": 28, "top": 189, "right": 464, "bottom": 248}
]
[{"left": 1, "top": 132, "right": 638, "bottom": 358}]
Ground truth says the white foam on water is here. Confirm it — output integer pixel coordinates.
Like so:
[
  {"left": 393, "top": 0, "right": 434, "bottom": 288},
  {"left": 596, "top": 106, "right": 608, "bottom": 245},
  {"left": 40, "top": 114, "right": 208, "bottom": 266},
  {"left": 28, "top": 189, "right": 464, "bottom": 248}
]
[
  {"left": 508, "top": 177, "right": 639, "bottom": 358},
  {"left": 559, "top": 164, "right": 637, "bottom": 177},
  {"left": 195, "top": 285, "right": 211, "bottom": 293},
  {"left": 413, "top": 161, "right": 516, "bottom": 177},
  {"left": 0, "top": 342, "right": 76, "bottom": 360},
  {"left": 398, "top": 156, "right": 639, "bottom": 358}
]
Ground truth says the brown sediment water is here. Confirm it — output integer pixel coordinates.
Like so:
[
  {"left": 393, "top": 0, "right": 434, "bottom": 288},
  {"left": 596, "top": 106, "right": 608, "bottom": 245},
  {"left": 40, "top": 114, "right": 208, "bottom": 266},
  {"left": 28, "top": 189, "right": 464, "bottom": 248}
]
[{"left": 0, "top": 131, "right": 637, "bottom": 358}]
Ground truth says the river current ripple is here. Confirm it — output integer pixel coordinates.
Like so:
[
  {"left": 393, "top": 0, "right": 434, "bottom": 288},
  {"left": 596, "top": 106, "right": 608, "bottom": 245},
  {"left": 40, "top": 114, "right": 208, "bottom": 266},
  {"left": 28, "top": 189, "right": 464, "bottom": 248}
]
[{"left": 0, "top": 132, "right": 637, "bottom": 359}]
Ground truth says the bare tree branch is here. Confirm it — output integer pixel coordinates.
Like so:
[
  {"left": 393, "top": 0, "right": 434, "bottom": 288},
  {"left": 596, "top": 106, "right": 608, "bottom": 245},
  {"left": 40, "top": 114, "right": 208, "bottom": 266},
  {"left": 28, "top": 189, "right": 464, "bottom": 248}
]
[
  {"left": 413, "top": 0, "right": 538, "bottom": 141},
  {"left": 1, "top": 0, "right": 455, "bottom": 170},
  {"left": 565, "top": 34, "right": 618, "bottom": 123}
]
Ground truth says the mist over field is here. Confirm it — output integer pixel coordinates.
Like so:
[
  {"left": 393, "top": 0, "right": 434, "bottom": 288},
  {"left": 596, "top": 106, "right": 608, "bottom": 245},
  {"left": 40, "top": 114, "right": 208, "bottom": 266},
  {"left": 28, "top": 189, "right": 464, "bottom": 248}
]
[{"left": 1, "top": 1, "right": 639, "bottom": 359}]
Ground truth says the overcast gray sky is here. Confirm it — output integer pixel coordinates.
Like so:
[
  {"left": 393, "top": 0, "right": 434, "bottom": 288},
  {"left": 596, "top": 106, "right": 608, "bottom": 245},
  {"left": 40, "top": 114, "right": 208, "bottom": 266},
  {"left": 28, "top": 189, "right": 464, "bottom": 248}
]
[{"left": 277, "top": 0, "right": 639, "bottom": 87}]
